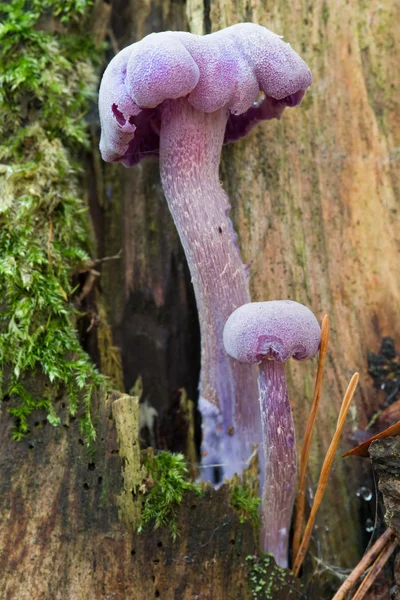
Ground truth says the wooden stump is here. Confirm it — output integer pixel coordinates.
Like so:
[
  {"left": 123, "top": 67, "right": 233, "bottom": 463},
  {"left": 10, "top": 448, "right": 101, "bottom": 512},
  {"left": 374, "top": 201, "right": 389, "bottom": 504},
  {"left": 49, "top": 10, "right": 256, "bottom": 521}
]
[
  {"left": 0, "top": 391, "right": 305, "bottom": 599},
  {"left": 92, "top": 0, "right": 400, "bottom": 570}
]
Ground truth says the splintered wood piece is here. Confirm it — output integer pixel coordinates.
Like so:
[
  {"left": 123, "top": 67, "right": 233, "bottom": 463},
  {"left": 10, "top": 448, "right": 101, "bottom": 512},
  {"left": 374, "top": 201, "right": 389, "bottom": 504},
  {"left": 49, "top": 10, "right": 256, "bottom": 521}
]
[
  {"left": 292, "top": 315, "right": 329, "bottom": 561},
  {"left": 331, "top": 528, "right": 394, "bottom": 600},
  {"left": 343, "top": 420, "right": 400, "bottom": 458},
  {"left": 293, "top": 373, "right": 359, "bottom": 576},
  {"left": 351, "top": 537, "right": 398, "bottom": 600},
  {"left": 112, "top": 394, "right": 146, "bottom": 530}
]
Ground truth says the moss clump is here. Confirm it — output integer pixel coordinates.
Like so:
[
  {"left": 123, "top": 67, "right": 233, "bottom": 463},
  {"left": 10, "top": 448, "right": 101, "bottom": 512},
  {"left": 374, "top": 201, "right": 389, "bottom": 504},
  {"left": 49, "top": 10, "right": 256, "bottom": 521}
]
[
  {"left": 138, "top": 451, "right": 202, "bottom": 540},
  {"left": 228, "top": 447, "right": 261, "bottom": 530},
  {"left": 0, "top": 0, "right": 106, "bottom": 441},
  {"left": 230, "top": 484, "right": 261, "bottom": 527}
]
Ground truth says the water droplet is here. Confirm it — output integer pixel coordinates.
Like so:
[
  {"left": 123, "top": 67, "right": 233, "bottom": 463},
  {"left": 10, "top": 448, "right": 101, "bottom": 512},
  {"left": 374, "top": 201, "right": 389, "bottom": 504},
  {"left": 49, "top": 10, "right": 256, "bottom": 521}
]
[
  {"left": 356, "top": 486, "right": 373, "bottom": 501},
  {"left": 365, "top": 518, "right": 374, "bottom": 532}
]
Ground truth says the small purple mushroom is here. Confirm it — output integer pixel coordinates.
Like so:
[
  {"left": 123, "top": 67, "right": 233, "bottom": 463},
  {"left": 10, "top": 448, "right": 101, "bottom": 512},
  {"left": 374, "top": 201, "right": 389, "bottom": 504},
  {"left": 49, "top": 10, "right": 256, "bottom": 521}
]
[
  {"left": 223, "top": 300, "right": 321, "bottom": 567},
  {"left": 99, "top": 24, "right": 312, "bottom": 483}
]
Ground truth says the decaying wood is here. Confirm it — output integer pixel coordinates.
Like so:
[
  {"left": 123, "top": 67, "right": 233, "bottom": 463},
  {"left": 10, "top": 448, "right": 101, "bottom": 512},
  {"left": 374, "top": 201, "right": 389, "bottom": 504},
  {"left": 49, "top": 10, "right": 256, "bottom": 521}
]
[
  {"left": 112, "top": 393, "right": 146, "bottom": 529},
  {"left": 91, "top": 0, "right": 400, "bottom": 572},
  {"left": 2, "top": 1, "right": 399, "bottom": 597},
  {"left": 343, "top": 421, "right": 400, "bottom": 458},
  {"left": 0, "top": 391, "right": 307, "bottom": 599},
  {"left": 369, "top": 437, "right": 400, "bottom": 537}
]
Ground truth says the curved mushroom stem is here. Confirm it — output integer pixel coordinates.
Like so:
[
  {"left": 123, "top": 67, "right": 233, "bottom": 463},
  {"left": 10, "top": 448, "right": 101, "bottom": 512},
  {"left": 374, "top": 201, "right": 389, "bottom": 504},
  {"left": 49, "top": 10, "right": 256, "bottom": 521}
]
[
  {"left": 258, "top": 359, "right": 296, "bottom": 568},
  {"left": 159, "top": 97, "right": 262, "bottom": 482}
]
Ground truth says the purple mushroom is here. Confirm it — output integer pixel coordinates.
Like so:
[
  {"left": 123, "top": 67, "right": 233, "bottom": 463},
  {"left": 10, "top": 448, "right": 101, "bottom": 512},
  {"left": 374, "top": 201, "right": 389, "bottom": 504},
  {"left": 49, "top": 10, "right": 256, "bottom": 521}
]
[
  {"left": 223, "top": 300, "right": 321, "bottom": 567},
  {"left": 99, "top": 24, "right": 312, "bottom": 483}
]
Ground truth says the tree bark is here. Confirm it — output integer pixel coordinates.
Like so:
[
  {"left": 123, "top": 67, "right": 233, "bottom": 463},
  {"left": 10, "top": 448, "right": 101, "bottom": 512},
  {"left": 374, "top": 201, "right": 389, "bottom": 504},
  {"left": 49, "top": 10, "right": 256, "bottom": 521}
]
[
  {"left": 1, "top": 0, "right": 400, "bottom": 595},
  {"left": 0, "top": 391, "right": 304, "bottom": 599},
  {"left": 94, "top": 0, "right": 400, "bottom": 571}
]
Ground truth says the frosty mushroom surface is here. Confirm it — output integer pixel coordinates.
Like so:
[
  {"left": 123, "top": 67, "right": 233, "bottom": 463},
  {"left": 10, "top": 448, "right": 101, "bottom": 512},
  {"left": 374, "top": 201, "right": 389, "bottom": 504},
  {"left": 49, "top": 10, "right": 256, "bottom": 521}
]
[
  {"left": 99, "top": 24, "right": 312, "bottom": 483},
  {"left": 224, "top": 300, "right": 321, "bottom": 567}
]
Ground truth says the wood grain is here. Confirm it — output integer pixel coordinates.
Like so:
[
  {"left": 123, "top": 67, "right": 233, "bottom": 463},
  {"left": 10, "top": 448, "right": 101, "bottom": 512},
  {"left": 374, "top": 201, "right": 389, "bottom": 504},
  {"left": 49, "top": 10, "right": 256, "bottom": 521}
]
[
  {"left": 0, "top": 391, "right": 306, "bottom": 599},
  {"left": 92, "top": 0, "right": 400, "bottom": 571},
  {"left": 215, "top": 0, "right": 400, "bottom": 567}
]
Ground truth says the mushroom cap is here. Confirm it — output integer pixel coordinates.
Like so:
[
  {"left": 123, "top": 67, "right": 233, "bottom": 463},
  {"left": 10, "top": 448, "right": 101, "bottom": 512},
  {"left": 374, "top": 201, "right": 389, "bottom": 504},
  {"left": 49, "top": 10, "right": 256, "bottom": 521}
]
[
  {"left": 223, "top": 300, "right": 321, "bottom": 364},
  {"left": 99, "top": 23, "right": 312, "bottom": 166}
]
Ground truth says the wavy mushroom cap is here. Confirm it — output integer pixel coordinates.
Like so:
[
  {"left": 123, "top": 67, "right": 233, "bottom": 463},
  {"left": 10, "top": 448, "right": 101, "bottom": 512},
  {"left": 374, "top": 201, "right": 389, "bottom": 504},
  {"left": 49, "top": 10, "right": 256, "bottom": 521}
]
[
  {"left": 223, "top": 300, "right": 321, "bottom": 364},
  {"left": 99, "top": 23, "right": 312, "bottom": 166}
]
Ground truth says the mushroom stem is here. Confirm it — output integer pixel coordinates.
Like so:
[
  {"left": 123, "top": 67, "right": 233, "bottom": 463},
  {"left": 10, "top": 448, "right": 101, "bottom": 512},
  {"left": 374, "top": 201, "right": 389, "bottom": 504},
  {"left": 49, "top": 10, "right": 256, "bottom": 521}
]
[
  {"left": 159, "top": 98, "right": 261, "bottom": 482},
  {"left": 258, "top": 359, "right": 296, "bottom": 568}
]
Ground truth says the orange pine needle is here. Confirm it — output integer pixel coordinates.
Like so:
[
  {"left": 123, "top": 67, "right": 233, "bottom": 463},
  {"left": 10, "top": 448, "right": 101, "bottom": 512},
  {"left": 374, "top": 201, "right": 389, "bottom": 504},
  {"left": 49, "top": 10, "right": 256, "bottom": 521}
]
[
  {"left": 352, "top": 536, "right": 397, "bottom": 600},
  {"left": 292, "top": 315, "right": 329, "bottom": 561},
  {"left": 343, "top": 420, "right": 400, "bottom": 458},
  {"left": 331, "top": 528, "right": 394, "bottom": 600},
  {"left": 293, "top": 372, "right": 359, "bottom": 576}
]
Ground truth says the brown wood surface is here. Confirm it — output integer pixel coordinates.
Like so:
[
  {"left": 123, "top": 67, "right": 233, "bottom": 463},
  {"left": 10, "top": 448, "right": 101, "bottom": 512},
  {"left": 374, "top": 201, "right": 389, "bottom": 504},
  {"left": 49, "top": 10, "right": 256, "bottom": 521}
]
[
  {"left": 0, "top": 391, "right": 306, "bottom": 600},
  {"left": 2, "top": 1, "right": 400, "bottom": 597},
  {"left": 93, "top": 0, "right": 400, "bottom": 571}
]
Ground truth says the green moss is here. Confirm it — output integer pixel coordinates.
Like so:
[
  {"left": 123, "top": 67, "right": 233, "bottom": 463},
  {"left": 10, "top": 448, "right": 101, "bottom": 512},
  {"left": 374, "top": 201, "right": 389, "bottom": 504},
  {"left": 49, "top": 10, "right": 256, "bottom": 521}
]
[
  {"left": 0, "top": 0, "right": 107, "bottom": 442},
  {"left": 227, "top": 445, "right": 260, "bottom": 533},
  {"left": 230, "top": 484, "right": 261, "bottom": 528},
  {"left": 138, "top": 451, "right": 202, "bottom": 540}
]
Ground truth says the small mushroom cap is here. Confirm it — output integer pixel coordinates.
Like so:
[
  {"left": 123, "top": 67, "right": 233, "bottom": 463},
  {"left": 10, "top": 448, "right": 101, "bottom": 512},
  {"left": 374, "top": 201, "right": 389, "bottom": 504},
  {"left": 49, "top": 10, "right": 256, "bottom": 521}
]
[
  {"left": 223, "top": 300, "right": 321, "bottom": 364},
  {"left": 99, "top": 23, "right": 312, "bottom": 166}
]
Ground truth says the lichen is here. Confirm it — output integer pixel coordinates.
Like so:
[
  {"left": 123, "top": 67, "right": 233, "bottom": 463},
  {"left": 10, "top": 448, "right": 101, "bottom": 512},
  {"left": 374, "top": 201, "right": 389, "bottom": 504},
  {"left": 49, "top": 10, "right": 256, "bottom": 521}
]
[{"left": 0, "top": 0, "right": 106, "bottom": 442}]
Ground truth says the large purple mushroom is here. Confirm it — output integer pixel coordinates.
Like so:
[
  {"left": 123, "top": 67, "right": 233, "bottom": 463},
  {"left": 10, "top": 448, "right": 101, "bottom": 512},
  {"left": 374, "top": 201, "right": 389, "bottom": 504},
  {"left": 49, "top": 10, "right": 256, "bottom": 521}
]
[
  {"left": 99, "top": 24, "right": 312, "bottom": 483},
  {"left": 223, "top": 300, "right": 321, "bottom": 567}
]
